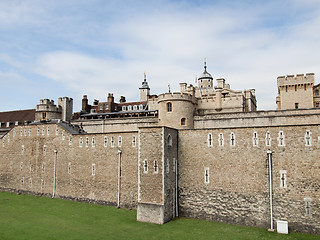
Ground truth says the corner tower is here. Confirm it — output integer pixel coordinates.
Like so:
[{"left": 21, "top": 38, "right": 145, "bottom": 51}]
[
  {"left": 158, "top": 92, "right": 196, "bottom": 129},
  {"left": 276, "top": 73, "right": 314, "bottom": 110},
  {"left": 139, "top": 73, "right": 150, "bottom": 101}
]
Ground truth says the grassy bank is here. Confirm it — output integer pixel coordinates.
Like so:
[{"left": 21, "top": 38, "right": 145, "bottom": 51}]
[{"left": 0, "top": 191, "right": 318, "bottom": 240}]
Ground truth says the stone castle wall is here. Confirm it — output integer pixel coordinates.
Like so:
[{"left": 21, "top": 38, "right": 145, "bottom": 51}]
[
  {"left": 0, "top": 124, "right": 139, "bottom": 208},
  {"left": 178, "top": 125, "right": 320, "bottom": 234},
  {"left": 0, "top": 120, "right": 319, "bottom": 234}
]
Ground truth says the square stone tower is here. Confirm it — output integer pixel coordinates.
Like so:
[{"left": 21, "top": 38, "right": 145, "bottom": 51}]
[
  {"left": 276, "top": 73, "right": 314, "bottom": 110},
  {"left": 137, "top": 126, "right": 178, "bottom": 224}
]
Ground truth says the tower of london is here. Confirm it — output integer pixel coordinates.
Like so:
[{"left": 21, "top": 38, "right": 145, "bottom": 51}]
[{"left": 0, "top": 64, "right": 319, "bottom": 234}]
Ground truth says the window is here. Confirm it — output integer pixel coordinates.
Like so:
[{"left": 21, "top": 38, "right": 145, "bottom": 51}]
[
  {"left": 230, "top": 132, "right": 236, "bottom": 147},
  {"left": 23, "top": 128, "right": 26, "bottom": 136},
  {"left": 252, "top": 132, "right": 258, "bottom": 147},
  {"left": 42, "top": 163, "right": 45, "bottom": 172},
  {"left": 62, "top": 130, "right": 65, "bottom": 140},
  {"left": 143, "top": 160, "right": 148, "bottom": 173},
  {"left": 280, "top": 170, "right": 287, "bottom": 188},
  {"left": 122, "top": 106, "right": 126, "bottom": 111},
  {"left": 295, "top": 85, "right": 297, "bottom": 91},
  {"left": 167, "top": 102, "right": 172, "bottom": 112},
  {"left": 173, "top": 158, "right": 176, "bottom": 172},
  {"left": 47, "top": 126, "right": 50, "bottom": 136},
  {"left": 316, "top": 102, "right": 319, "bottom": 108},
  {"left": 13, "top": 129, "right": 16, "bottom": 137},
  {"left": 305, "top": 130, "right": 312, "bottom": 146},
  {"left": 79, "top": 137, "right": 83, "bottom": 147},
  {"left": 315, "top": 90, "right": 319, "bottom": 96},
  {"left": 68, "top": 162, "right": 71, "bottom": 174},
  {"left": 20, "top": 127, "right": 23, "bottom": 136},
  {"left": 167, "top": 134, "right": 172, "bottom": 147},
  {"left": 99, "top": 105, "right": 103, "bottom": 111},
  {"left": 43, "top": 145, "right": 46, "bottom": 156},
  {"left": 278, "top": 131, "right": 285, "bottom": 146},
  {"left": 295, "top": 103, "right": 299, "bottom": 109},
  {"left": 118, "top": 136, "right": 122, "bottom": 147},
  {"left": 37, "top": 127, "right": 40, "bottom": 136},
  {"left": 69, "top": 136, "right": 72, "bottom": 146},
  {"left": 85, "top": 137, "right": 89, "bottom": 148},
  {"left": 41, "top": 179, "right": 44, "bottom": 189},
  {"left": 304, "top": 198, "right": 312, "bottom": 217},
  {"left": 30, "top": 165, "right": 33, "bottom": 173},
  {"left": 42, "top": 112, "right": 46, "bottom": 120},
  {"left": 207, "top": 133, "right": 213, "bottom": 147},
  {"left": 92, "top": 137, "right": 95, "bottom": 147},
  {"left": 166, "top": 159, "right": 170, "bottom": 173},
  {"left": 20, "top": 162, "right": 23, "bottom": 171},
  {"left": 265, "top": 131, "right": 271, "bottom": 146},
  {"left": 92, "top": 164, "right": 96, "bottom": 176},
  {"left": 139, "top": 104, "right": 144, "bottom": 110},
  {"left": 304, "top": 84, "right": 307, "bottom": 91},
  {"left": 104, "top": 136, "right": 108, "bottom": 147},
  {"left": 21, "top": 145, "right": 24, "bottom": 155},
  {"left": 42, "top": 126, "right": 45, "bottom": 136},
  {"left": 181, "top": 118, "right": 186, "bottom": 126},
  {"left": 132, "top": 136, "right": 136, "bottom": 147},
  {"left": 29, "top": 128, "right": 31, "bottom": 136},
  {"left": 128, "top": 105, "right": 132, "bottom": 111},
  {"left": 55, "top": 126, "right": 59, "bottom": 136},
  {"left": 15, "top": 121, "right": 19, "bottom": 126},
  {"left": 218, "top": 133, "right": 224, "bottom": 146},
  {"left": 133, "top": 105, "right": 137, "bottom": 111},
  {"left": 111, "top": 137, "right": 114, "bottom": 147},
  {"left": 285, "top": 86, "right": 288, "bottom": 92},
  {"left": 154, "top": 160, "right": 158, "bottom": 173},
  {"left": 204, "top": 168, "right": 209, "bottom": 184}
]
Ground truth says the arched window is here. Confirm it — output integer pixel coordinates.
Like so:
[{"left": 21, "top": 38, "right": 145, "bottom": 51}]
[
  {"left": 181, "top": 118, "right": 186, "bottom": 126},
  {"left": 167, "top": 102, "right": 172, "bottom": 112},
  {"left": 315, "top": 90, "right": 319, "bottom": 96},
  {"left": 167, "top": 134, "right": 172, "bottom": 147}
]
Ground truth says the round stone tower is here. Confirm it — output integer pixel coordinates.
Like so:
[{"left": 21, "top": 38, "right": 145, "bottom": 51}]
[{"left": 157, "top": 92, "right": 196, "bottom": 129}]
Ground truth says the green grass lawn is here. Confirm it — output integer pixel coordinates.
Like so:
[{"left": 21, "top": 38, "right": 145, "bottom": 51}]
[{"left": 0, "top": 191, "right": 318, "bottom": 240}]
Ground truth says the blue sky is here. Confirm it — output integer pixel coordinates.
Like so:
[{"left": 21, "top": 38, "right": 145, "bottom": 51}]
[{"left": 1, "top": 0, "right": 320, "bottom": 112}]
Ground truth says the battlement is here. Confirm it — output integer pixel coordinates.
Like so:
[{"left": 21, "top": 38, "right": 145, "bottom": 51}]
[
  {"left": 277, "top": 73, "right": 314, "bottom": 86},
  {"left": 157, "top": 92, "right": 196, "bottom": 103},
  {"left": 36, "top": 99, "right": 61, "bottom": 112}
]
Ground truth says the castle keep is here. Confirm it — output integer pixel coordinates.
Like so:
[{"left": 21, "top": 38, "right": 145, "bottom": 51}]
[{"left": 0, "top": 64, "right": 319, "bottom": 234}]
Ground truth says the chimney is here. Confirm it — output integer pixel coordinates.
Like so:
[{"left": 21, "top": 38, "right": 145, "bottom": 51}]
[{"left": 120, "top": 96, "right": 126, "bottom": 103}]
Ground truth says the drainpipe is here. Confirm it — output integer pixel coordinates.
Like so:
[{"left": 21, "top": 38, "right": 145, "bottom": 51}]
[
  {"left": 175, "top": 158, "right": 178, "bottom": 217},
  {"left": 267, "top": 149, "right": 274, "bottom": 231},
  {"left": 117, "top": 149, "right": 122, "bottom": 208},
  {"left": 52, "top": 150, "right": 58, "bottom": 198}
]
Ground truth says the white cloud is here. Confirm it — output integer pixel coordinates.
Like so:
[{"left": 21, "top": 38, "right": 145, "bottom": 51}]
[{"left": 2, "top": 0, "right": 320, "bottom": 111}]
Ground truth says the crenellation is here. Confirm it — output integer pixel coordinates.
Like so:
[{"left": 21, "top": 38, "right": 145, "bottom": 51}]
[{"left": 1, "top": 65, "right": 320, "bottom": 235}]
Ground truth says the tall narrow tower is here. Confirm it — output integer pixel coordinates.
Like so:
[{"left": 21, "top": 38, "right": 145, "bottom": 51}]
[{"left": 139, "top": 72, "right": 150, "bottom": 101}]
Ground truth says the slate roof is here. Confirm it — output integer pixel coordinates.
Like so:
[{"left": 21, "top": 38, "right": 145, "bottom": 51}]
[{"left": 0, "top": 109, "right": 35, "bottom": 129}]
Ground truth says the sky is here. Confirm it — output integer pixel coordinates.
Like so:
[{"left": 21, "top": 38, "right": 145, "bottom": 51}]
[{"left": 1, "top": 0, "right": 320, "bottom": 112}]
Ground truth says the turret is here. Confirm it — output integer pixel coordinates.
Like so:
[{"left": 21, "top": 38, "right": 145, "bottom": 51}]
[
  {"left": 198, "top": 61, "right": 213, "bottom": 89},
  {"left": 139, "top": 72, "right": 150, "bottom": 101}
]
